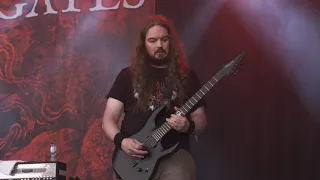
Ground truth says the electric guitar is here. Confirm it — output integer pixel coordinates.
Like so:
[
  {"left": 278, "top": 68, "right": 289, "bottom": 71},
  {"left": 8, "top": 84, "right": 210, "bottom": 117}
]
[{"left": 112, "top": 51, "right": 246, "bottom": 180}]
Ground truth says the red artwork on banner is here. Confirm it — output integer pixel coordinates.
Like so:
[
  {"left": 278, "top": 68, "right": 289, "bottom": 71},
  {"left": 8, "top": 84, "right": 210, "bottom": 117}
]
[{"left": 0, "top": 0, "right": 155, "bottom": 179}]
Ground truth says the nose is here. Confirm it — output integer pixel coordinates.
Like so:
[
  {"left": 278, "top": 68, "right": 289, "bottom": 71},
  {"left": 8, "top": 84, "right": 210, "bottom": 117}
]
[{"left": 156, "top": 39, "right": 163, "bottom": 47}]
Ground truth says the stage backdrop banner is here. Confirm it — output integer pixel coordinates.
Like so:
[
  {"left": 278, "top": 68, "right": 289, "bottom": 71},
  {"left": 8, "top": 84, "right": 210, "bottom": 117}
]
[{"left": 0, "top": 0, "right": 155, "bottom": 179}]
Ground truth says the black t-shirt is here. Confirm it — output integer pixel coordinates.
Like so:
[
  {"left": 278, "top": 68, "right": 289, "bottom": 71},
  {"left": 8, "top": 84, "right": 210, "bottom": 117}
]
[{"left": 106, "top": 66, "right": 206, "bottom": 151}]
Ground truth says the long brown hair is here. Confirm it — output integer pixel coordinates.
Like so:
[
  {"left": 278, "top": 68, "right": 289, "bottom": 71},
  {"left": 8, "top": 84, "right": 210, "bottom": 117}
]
[{"left": 130, "top": 15, "right": 190, "bottom": 111}]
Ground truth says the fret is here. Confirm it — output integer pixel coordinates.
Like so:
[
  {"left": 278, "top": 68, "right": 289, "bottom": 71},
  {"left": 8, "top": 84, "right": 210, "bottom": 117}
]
[
  {"left": 212, "top": 77, "right": 218, "bottom": 82},
  {"left": 180, "top": 108, "right": 187, "bottom": 116},
  {"left": 162, "top": 126, "right": 168, "bottom": 132},
  {"left": 159, "top": 129, "right": 164, "bottom": 136},
  {"left": 192, "top": 97, "right": 197, "bottom": 102},
  {"left": 182, "top": 106, "right": 187, "bottom": 112},
  {"left": 154, "top": 133, "right": 159, "bottom": 140},
  {"left": 190, "top": 98, "right": 195, "bottom": 103},
  {"left": 206, "top": 81, "right": 214, "bottom": 88},
  {"left": 163, "top": 125, "right": 169, "bottom": 131},
  {"left": 156, "top": 130, "right": 163, "bottom": 136},
  {"left": 156, "top": 132, "right": 160, "bottom": 139},
  {"left": 164, "top": 123, "right": 170, "bottom": 130},
  {"left": 202, "top": 90, "right": 207, "bottom": 95},
  {"left": 150, "top": 122, "right": 173, "bottom": 143}
]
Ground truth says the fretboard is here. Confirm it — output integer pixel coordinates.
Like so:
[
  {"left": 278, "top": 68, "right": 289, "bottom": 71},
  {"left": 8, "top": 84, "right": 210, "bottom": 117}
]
[{"left": 150, "top": 67, "right": 228, "bottom": 143}]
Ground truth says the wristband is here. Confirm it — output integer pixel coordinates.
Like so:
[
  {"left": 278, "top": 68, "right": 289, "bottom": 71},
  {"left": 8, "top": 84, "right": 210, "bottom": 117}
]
[
  {"left": 114, "top": 132, "right": 126, "bottom": 149},
  {"left": 187, "top": 117, "right": 195, "bottom": 134}
]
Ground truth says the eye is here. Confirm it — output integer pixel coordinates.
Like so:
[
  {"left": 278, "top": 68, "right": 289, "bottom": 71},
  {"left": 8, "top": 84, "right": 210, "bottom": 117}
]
[
  {"left": 161, "top": 37, "right": 169, "bottom": 41},
  {"left": 148, "top": 38, "right": 157, "bottom": 43}
]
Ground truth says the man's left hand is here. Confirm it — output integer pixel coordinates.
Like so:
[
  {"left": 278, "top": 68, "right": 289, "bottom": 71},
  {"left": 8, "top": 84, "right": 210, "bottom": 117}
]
[{"left": 166, "top": 107, "right": 189, "bottom": 132}]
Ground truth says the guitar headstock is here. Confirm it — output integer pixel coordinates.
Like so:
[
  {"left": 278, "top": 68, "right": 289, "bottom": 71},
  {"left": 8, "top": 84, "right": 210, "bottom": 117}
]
[{"left": 224, "top": 51, "right": 246, "bottom": 76}]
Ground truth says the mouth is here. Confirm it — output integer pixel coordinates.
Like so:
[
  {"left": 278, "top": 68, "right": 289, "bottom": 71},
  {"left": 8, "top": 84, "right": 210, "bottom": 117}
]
[{"left": 155, "top": 51, "right": 165, "bottom": 55}]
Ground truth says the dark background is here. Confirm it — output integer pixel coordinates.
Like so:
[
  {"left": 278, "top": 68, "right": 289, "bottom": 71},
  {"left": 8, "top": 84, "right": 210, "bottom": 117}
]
[{"left": 156, "top": 0, "right": 320, "bottom": 180}]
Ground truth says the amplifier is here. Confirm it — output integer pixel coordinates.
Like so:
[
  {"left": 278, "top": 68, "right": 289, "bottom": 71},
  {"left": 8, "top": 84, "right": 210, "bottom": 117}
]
[{"left": 0, "top": 161, "right": 66, "bottom": 180}]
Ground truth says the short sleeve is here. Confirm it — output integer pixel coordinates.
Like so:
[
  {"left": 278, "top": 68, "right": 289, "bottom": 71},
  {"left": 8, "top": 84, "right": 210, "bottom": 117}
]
[
  {"left": 106, "top": 68, "right": 129, "bottom": 104},
  {"left": 185, "top": 69, "right": 207, "bottom": 113}
]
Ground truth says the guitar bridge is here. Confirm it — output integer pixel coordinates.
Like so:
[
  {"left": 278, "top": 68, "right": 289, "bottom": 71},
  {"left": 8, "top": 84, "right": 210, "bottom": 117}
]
[{"left": 127, "top": 156, "right": 138, "bottom": 167}]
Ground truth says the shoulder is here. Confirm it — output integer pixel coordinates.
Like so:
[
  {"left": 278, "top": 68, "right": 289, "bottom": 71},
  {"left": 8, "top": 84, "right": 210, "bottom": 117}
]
[
  {"left": 188, "top": 68, "right": 198, "bottom": 76},
  {"left": 111, "top": 66, "right": 133, "bottom": 85},
  {"left": 186, "top": 68, "right": 200, "bottom": 81},
  {"left": 116, "top": 66, "right": 132, "bottom": 78},
  {"left": 119, "top": 66, "right": 131, "bottom": 74}
]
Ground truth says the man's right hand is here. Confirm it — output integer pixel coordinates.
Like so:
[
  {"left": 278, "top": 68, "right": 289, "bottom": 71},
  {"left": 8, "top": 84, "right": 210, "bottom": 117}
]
[{"left": 121, "top": 138, "right": 148, "bottom": 158}]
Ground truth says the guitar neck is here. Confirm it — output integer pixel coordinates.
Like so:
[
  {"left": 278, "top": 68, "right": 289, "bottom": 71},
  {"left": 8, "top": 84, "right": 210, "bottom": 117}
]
[{"left": 151, "top": 69, "right": 227, "bottom": 142}]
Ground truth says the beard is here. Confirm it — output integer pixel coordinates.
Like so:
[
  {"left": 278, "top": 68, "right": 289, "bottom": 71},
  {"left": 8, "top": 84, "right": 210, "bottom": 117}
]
[
  {"left": 148, "top": 55, "right": 170, "bottom": 66},
  {"left": 147, "top": 48, "right": 170, "bottom": 66}
]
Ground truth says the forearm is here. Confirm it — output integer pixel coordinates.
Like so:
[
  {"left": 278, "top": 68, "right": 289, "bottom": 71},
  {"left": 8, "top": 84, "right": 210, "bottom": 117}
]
[
  {"left": 190, "top": 106, "right": 207, "bottom": 135},
  {"left": 192, "top": 114, "right": 207, "bottom": 135},
  {"left": 102, "top": 116, "right": 121, "bottom": 142}
]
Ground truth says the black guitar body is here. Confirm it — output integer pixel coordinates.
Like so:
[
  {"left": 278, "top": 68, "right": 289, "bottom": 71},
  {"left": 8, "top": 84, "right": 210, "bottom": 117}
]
[{"left": 112, "top": 104, "right": 179, "bottom": 180}]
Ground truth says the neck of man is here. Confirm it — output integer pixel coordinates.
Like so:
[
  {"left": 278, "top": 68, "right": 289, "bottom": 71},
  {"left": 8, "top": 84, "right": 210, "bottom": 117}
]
[
  {"left": 150, "top": 63, "right": 168, "bottom": 68},
  {"left": 147, "top": 55, "right": 170, "bottom": 69}
]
